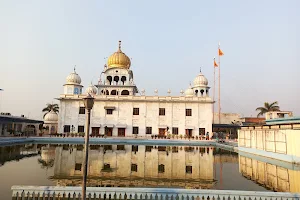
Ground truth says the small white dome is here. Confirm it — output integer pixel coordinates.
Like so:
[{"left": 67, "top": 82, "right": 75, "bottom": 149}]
[
  {"left": 85, "top": 83, "right": 97, "bottom": 95},
  {"left": 66, "top": 69, "right": 81, "bottom": 85},
  {"left": 185, "top": 85, "right": 194, "bottom": 97},
  {"left": 193, "top": 72, "right": 208, "bottom": 87},
  {"left": 44, "top": 110, "right": 58, "bottom": 122}
]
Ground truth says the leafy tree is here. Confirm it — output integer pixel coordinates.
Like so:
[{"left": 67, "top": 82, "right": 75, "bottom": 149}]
[
  {"left": 256, "top": 101, "right": 280, "bottom": 117},
  {"left": 42, "top": 103, "right": 59, "bottom": 118}
]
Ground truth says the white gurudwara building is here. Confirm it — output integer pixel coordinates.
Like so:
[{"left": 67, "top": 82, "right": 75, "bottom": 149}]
[{"left": 57, "top": 41, "right": 213, "bottom": 137}]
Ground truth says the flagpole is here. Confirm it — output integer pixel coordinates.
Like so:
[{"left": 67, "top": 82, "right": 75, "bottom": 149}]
[
  {"left": 213, "top": 58, "right": 216, "bottom": 124},
  {"left": 218, "top": 43, "right": 221, "bottom": 124}
]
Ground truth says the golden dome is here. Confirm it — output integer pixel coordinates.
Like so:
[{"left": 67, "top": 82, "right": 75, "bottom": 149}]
[{"left": 107, "top": 41, "right": 131, "bottom": 69}]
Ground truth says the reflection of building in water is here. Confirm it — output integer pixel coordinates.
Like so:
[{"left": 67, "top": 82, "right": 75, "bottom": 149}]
[
  {"left": 0, "top": 144, "right": 39, "bottom": 166},
  {"left": 213, "top": 148, "right": 238, "bottom": 164},
  {"left": 38, "top": 146, "right": 56, "bottom": 168},
  {"left": 239, "top": 155, "right": 300, "bottom": 192},
  {"left": 52, "top": 145, "right": 215, "bottom": 189}
]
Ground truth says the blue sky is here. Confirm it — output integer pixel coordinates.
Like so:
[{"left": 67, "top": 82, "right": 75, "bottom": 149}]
[{"left": 0, "top": 0, "right": 299, "bottom": 119}]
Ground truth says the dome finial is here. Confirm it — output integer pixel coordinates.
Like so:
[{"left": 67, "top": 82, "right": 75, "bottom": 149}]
[
  {"left": 118, "top": 40, "right": 122, "bottom": 51},
  {"left": 200, "top": 66, "right": 202, "bottom": 73},
  {"left": 74, "top": 65, "right": 76, "bottom": 73}
]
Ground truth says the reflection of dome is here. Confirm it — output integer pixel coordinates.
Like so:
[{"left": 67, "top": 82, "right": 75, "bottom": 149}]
[
  {"left": 66, "top": 69, "right": 81, "bottom": 85},
  {"left": 41, "top": 147, "right": 56, "bottom": 162},
  {"left": 185, "top": 85, "right": 194, "bottom": 97},
  {"left": 107, "top": 41, "right": 131, "bottom": 69},
  {"left": 85, "top": 83, "right": 97, "bottom": 95},
  {"left": 44, "top": 110, "right": 58, "bottom": 122},
  {"left": 193, "top": 72, "right": 208, "bottom": 87}
]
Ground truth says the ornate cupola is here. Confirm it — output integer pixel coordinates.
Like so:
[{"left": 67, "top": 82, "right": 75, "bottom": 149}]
[
  {"left": 85, "top": 82, "right": 97, "bottom": 96},
  {"left": 184, "top": 69, "right": 210, "bottom": 97},
  {"left": 63, "top": 68, "right": 83, "bottom": 95},
  {"left": 107, "top": 41, "right": 131, "bottom": 69},
  {"left": 192, "top": 69, "right": 210, "bottom": 97},
  {"left": 96, "top": 41, "right": 138, "bottom": 96}
]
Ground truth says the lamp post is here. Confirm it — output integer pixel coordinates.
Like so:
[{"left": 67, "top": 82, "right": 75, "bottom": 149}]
[{"left": 82, "top": 93, "right": 94, "bottom": 200}]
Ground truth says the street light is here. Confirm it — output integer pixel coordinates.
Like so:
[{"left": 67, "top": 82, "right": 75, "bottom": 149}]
[{"left": 82, "top": 93, "right": 94, "bottom": 200}]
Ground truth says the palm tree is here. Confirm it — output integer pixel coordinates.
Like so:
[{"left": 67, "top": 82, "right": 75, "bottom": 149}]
[
  {"left": 42, "top": 103, "right": 59, "bottom": 117},
  {"left": 256, "top": 101, "right": 280, "bottom": 117},
  {"left": 38, "top": 158, "right": 54, "bottom": 169}
]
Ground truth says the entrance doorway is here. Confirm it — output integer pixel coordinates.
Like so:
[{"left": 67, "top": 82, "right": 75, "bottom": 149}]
[
  {"left": 118, "top": 128, "right": 125, "bottom": 137},
  {"left": 92, "top": 127, "right": 100, "bottom": 136},
  {"left": 105, "top": 127, "right": 113, "bottom": 136},
  {"left": 185, "top": 129, "right": 193, "bottom": 137},
  {"left": 158, "top": 128, "right": 166, "bottom": 136}
]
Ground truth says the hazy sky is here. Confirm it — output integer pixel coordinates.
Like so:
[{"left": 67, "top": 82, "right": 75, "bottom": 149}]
[{"left": 0, "top": 1, "right": 299, "bottom": 120}]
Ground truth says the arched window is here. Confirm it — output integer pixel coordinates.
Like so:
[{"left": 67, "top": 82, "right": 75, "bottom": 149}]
[
  {"left": 107, "top": 76, "right": 112, "bottom": 85},
  {"left": 74, "top": 88, "right": 79, "bottom": 94},
  {"left": 111, "top": 90, "right": 118, "bottom": 95},
  {"left": 195, "top": 90, "right": 198, "bottom": 96},
  {"left": 121, "top": 90, "right": 129, "bottom": 95},
  {"left": 114, "top": 76, "right": 120, "bottom": 85},
  {"left": 200, "top": 89, "right": 204, "bottom": 96},
  {"left": 121, "top": 76, "right": 126, "bottom": 85},
  {"left": 206, "top": 89, "right": 209, "bottom": 96},
  {"left": 51, "top": 126, "right": 56, "bottom": 134},
  {"left": 105, "top": 90, "right": 109, "bottom": 95}
]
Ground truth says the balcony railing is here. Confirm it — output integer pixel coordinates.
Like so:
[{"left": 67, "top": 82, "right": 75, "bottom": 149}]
[{"left": 11, "top": 186, "right": 300, "bottom": 200}]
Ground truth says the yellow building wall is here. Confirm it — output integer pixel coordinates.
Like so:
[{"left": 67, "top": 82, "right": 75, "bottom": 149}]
[{"left": 239, "top": 129, "right": 300, "bottom": 159}]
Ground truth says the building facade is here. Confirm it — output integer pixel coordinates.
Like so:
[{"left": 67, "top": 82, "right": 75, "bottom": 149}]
[
  {"left": 0, "top": 113, "right": 43, "bottom": 136},
  {"left": 58, "top": 41, "right": 213, "bottom": 137}
]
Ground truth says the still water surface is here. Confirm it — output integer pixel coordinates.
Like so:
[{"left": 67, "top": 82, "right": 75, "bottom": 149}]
[{"left": 0, "top": 143, "right": 298, "bottom": 199}]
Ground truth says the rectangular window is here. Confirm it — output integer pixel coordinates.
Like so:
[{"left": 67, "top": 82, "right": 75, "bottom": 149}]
[
  {"left": 185, "top": 146, "right": 194, "bottom": 152},
  {"left": 159, "top": 108, "right": 165, "bottom": 116},
  {"left": 103, "top": 163, "right": 111, "bottom": 170},
  {"left": 131, "top": 164, "right": 138, "bottom": 172},
  {"left": 78, "top": 126, "right": 84, "bottom": 133},
  {"left": 64, "top": 125, "right": 70, "bottom": 133},
  {"left": 75, "top": 163, "right": 82, "bottom": 171},
  {"left": 172, "top": 146, "right": 178, "bottom": 153},
  {"left": 76, "top": 145, "right": 83, "bottom": 151},
  {"left": 199, "top": 147, "right": 205, "bottom": 154},
  {"left": 133, "top": 127, "right": 139, "bottom": 134},
  {"left": 104, "top": 145, "right": 112, "bottom": 151},
  {"left": 79, "top": 107, "right": 85, "bottom": 114},
  {"left": 146, "top": 127, "right": 152, "bottom": 134},
  {"left": 63, "top": 144, "right": 69, "bottom": 150},
  {"left": 186, "top": 166, "right": 192, "bottom": 174},
  {"left": 117, "top": 145, "right": 125, "bottom": 150},
  {"left": 158, "top": 164, "right": 165, "bottom": 173},
  {"left": 106, "top": 109, "right": 113, "bottom": 115},
  {"left": 132, "top": 145, "right": 138, "bottom": 152},
  {"left": 158, "top": 146, "right": 166, "bottom": 151},
  {"left": 199, "top": 128, "right": 205, "bottom": 136},
  {"left": 172, "top": 127, "right": 178, "bottom": 135},
  {"left": 186, "top": 109, "right": 192, "bottom": 116},
  {"left": 145, "top": 146, "right": 153, "bottom": 152},
  {"left": 133, "top": 108, "right": 139, "bottom": 115}
]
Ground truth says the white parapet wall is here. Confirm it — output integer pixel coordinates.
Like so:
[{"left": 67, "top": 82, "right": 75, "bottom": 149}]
[
  {"left": 238, "top": 126, "right": 300, "bottom": 164},
  {"left": 11, "top": 186, "right": 300, "bottom": 199}
]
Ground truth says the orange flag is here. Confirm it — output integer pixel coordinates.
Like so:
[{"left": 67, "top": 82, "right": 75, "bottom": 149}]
[
  {"left": 218, "top": 48, "right": 224, "bottom": 56},
  {"left": 214, "top": 58, "right": 218, "bottom": 67}
]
